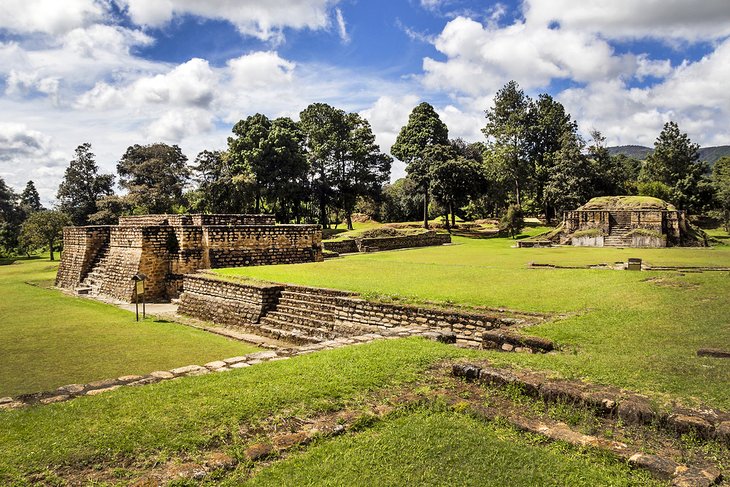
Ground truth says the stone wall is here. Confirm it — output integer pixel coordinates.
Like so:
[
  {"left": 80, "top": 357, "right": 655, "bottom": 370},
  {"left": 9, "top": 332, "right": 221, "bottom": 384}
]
[
  {"left": 178, "top": 275, "right": 283, "bottom": 325},
  {"left": 119, "top": 214, "right": 276, "bottom": 227},
  {"left": 205, "top": 225, "right": 323, "bottom": 268},
  {"left": 332, "top": 298, "right": 509, "bottom": 346},
  {"left": 57, "top": 216, "right": 323, "bottom": 303},
  {"left": 564, "top": 211, "right": 610, "bottom": 235},
  {"left": 178, "top": 274, "right": 521, "bottom": 347},
  {"left": 323, "top": 231, "right": 451, "bottom": 254},
  {"left": 55, "top": 227, "right": 109, "bottom": 289}
]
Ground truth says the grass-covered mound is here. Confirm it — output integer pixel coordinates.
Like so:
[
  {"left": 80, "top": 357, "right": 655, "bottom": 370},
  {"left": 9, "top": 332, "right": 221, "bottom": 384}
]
[{"left": 579, "top": 195, "right": 676, "bottom": 211}]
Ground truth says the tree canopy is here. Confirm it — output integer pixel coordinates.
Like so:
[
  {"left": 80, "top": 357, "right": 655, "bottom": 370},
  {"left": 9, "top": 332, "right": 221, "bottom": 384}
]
[
  {"left": 391, "top": 102, "right": 449, "bottom": 228},
  {"left": 117, "top": 143, "right": 190, "bottom": 214},
  {"left": 57, "top": 143, "right": 114, "bottom": 225}
]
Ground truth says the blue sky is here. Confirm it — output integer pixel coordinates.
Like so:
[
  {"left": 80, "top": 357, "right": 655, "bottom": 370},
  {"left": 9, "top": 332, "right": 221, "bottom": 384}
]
[{"left": 1, "top": 0, "right": 729, "bottom": 204}]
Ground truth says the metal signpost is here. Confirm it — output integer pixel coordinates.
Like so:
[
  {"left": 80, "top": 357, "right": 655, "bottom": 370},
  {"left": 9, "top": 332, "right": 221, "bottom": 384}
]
[{"left": 131, "top": 273, "right": 147, "bottom": 321}]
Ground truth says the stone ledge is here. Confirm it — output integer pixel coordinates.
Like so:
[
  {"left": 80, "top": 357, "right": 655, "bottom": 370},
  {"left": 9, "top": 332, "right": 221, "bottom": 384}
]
[{"left": 453, "top": 362, "right": 730, "bottom": 446}]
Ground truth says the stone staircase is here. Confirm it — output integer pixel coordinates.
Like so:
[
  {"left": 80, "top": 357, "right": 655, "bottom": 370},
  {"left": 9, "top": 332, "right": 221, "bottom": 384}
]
[
  {"left": 76, "top": 243, "right": 110, "bottom": 296},
  {"left": 255, "top": 288, "right": 377, "bottom": 345},
  {"left": 604, "top": 224, "right": 631, "bottom": 247},
  {"left": 256, "top": 290, "right": 342, "bottom": 345}
]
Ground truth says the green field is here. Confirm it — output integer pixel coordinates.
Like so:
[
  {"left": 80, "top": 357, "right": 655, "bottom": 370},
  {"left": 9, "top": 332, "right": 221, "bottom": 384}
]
[
  {"left": 0, "top": 338, "right": 660, "bottom": 486},
  {"left": 0, "top": 258, "right": 257, "bottom": 396},
  {"left": 1, "top": 230, "right": 728, "bottom": 485},
  {"left": 218, "top": 231, "right": 730, "bottom": 409}
]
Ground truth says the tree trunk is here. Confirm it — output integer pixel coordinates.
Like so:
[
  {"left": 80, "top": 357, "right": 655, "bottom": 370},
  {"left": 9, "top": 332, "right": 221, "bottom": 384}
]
[
  {"left": 49, "top": 240, "right": 55, "bottom": 261},
  {"left": 515, "top": 179, "right": 522, "bottom": 209},
  {"left": 345, "top": 211, "right": 353, "bottom": 231},
  {"left": 450, "top": 201, "right": 455, "bottom": 228},
  {"left": 422, "top": 188, "right": 429, "bottom": 229}
]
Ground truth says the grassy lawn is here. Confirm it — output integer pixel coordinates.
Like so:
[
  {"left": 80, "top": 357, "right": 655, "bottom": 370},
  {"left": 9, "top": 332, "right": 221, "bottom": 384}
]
[
  {"left": 0, "top": 338, "right": 660, "bottom": 486},
  {"left": 218, "top": 231, "right": 730, "bottom": 409},
  {"left": 241, "top": 410, "right": 660, "bottom": 487},
  {"left": 0, "top": 339, "right": 478, "bottom": 484},
  {"left": 0, "top": 257, "right": 257, "bottom": 397}
]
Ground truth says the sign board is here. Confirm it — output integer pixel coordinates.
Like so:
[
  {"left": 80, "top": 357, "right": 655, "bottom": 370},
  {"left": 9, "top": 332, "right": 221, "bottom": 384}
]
[{"left": 135, "top": 280, "right": 145, "bottom": 295}]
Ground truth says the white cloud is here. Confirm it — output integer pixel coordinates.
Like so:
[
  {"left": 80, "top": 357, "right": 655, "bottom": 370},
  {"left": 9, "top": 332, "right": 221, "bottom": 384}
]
[
  {"left": 335, "top": 8, "right": 350, "bottom": 44},
  {"left": 422, "top": 16, "right": 630, "bottom": 96},
  {"left": 525, "top": 0, "right": 730, "bottom": 41},
  {"left": 116, "top": 0, "right": 340, "bottom": 41},
  {"left": 0, "top": 0, "right": 106, "bottom": 35},
  {"left": 0, "top": 122, "right": 67, "bottom": 203}
]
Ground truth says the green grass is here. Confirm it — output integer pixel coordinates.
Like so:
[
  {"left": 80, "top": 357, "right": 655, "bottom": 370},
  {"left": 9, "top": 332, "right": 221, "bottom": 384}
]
[
  {"left": 0, "top": 257, "right": 257, "bottom": 396},
  {"left": 0, "top": 339, "right": 477, "bottom": 483},
  {"left": 240, "top": 409, "right": 661, "bottom": 486},
  {"left": 217, "top": 232, "right": 730, "bottom": 409}
]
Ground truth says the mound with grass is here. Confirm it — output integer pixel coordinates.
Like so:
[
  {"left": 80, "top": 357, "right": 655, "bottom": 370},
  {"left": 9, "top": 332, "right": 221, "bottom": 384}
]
[{"left": 579, "top": 196, "right": 676, "bottom": 211}]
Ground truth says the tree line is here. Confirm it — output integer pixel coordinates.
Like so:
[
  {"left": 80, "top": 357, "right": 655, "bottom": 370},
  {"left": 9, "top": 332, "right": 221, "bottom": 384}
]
[{"left": 2, "top": 84, "right": 730, "bottom": 258}]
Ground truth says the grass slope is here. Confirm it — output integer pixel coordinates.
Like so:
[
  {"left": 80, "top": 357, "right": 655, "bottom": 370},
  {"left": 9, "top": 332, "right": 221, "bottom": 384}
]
[
  {"left": 242, "top": 410, "right": 661, "bottom": 487},
  {"left": 218, "top": 233, "right": 730, "bottom": 409},
  {"left": 0, "top": 258, "right": 256, "bottom": 396}
]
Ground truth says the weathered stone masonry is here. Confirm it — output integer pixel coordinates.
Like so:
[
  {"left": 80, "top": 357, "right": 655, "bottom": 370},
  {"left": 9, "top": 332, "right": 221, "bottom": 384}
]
[
  {"left": 323, "top": 231, "right": 451, "bottom": 254},
  {"left": 56, "top": 214, "right": 323, "bottom": 302},
  {"left": 178, "top": 274, "right": 545, "bottom": 349}
]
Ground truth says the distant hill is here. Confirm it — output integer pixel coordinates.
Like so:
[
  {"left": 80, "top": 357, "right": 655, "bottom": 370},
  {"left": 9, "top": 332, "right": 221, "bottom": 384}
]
[{"left": 607, "top": 145, "right": 730, "bottom": 167}]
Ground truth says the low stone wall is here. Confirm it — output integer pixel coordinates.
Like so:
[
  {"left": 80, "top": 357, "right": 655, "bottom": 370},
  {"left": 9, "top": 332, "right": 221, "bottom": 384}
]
[
  {"left": 178, "top": 274, "right": 528, "bottom": 347},
  {"left": 631, "top": 235, "right": 666, "bottom": 248},
  {"left": 323, "top": 231, "right": 450, "bottom": 254},
  {"left": 333, "top": 298, "right": 511, "bottom": 346},
  {"left": 178, "top": 275, "right": 283, "bottom": 325},
  {"left": 322, "top": 239, "right": 359, "bottom": 254},
  {"left": 572, "top": 235, "right": 604, "bottom": 247}
]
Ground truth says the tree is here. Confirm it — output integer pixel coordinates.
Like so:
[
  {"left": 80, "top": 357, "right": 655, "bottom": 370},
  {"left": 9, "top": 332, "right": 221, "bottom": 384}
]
[
  {"left": 117, "top": 143, "right": 190, "bottom": 214},
  {"left": 192, "top": 150, "right": 255, "bottom": 214},
  {"left": 20, "top": 181, "right": 43, "bottom": 214},
  {"left": 19, "top": 210, "right": 71, "bottom": 260},
  {"left": 712, "top": 156, "right": 730, "bottom": 232},
  {"left": 57, "top": 143, "right": 115, "bottom": 225},
  {"left": 299, "top": 103, "right": 351, "bottom": 227},
  {"left": 261, "top": 117, "right": 310, "bottom": 223},
  {"left": 483, "top": 81, "right": 532, "bottom": 209},
  {"left": 88, "top": 195, "right": 134, "bottom": 225},
  {"left": 544, "top": 131, "right": 593, "bottom": 217},
  {"left": 588, "top": 130, "right": 640, "bottom": 197},
  {"left": 380, "top": 177, "right": 423, "bottom": 223},
  {"left": 228, "top": 113, "right": 273, "bottom": 213},
  {"left": 338, "top": 114, "right": 391, "bottom": 229},
  {"left": 0, "top": 177, "right": 21, "bottom": 254},
  {"left": 499, "top": 204, "right": 524, "bottom": 238},
  {"left": 430, "top": 155, "right": 484, "bottom": 228},
  {"left": 641, "top": 121, "right": 710, "bottom": 212},
  {"left": 391, "top": 102, "right": 449, "bottom": 228}
]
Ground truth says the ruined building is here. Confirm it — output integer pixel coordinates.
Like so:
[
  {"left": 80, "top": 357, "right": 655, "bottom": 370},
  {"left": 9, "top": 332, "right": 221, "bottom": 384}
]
[
  {"left": 559, "top": 196, "right": 704, "bottom": 247},
  {"left": 55, "top": 214, "right": 323, "bottom": 302}
]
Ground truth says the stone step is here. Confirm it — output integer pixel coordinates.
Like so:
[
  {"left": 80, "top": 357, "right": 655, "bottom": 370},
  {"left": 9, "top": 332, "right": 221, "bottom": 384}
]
[
  {"left": 260, "top": 314, "right": 339, "bottom": 339},
  {"left": 279, "top": 290, "right": 347, "bottom": 306},
  {"left": 277, "top": 297, "right": 339, "bottom": 314},
  {"left": 255, "top": 323, "right": 326, "bottom": 345},
  {"left": 275, "top": 304, "right": 336, "bottom": 323}
]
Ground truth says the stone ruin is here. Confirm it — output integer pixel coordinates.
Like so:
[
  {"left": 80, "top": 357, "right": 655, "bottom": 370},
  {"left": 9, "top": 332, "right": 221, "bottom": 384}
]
[
  {"left": 55, "top": 214, "right": 323, "bottom": 302},
  {"left": 553, "top": 196, "right": 704, "bottom": 248}
]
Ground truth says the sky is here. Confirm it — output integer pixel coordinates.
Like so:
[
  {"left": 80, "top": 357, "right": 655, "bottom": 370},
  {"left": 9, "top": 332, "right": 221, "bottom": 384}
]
[{"left": 1, "top": 0, "right": 729, "bottom": 205}]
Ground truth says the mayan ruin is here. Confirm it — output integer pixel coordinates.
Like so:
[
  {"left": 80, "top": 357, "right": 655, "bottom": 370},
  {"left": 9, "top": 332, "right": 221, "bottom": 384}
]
[{"left": 55, "top": 214, "right": 323, "bottom": 302}]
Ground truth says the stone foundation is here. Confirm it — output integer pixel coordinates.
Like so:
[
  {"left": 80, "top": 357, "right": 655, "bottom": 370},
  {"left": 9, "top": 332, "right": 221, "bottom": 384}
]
[
  {"left": 323, "top": 231, "right": 450, "bottom": 254},
  {"left": 178, "top": 274, "right": 540, "bottom": 348},
  {"left": 56, "top": 214, "right": 323, "bottom": 302}
]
